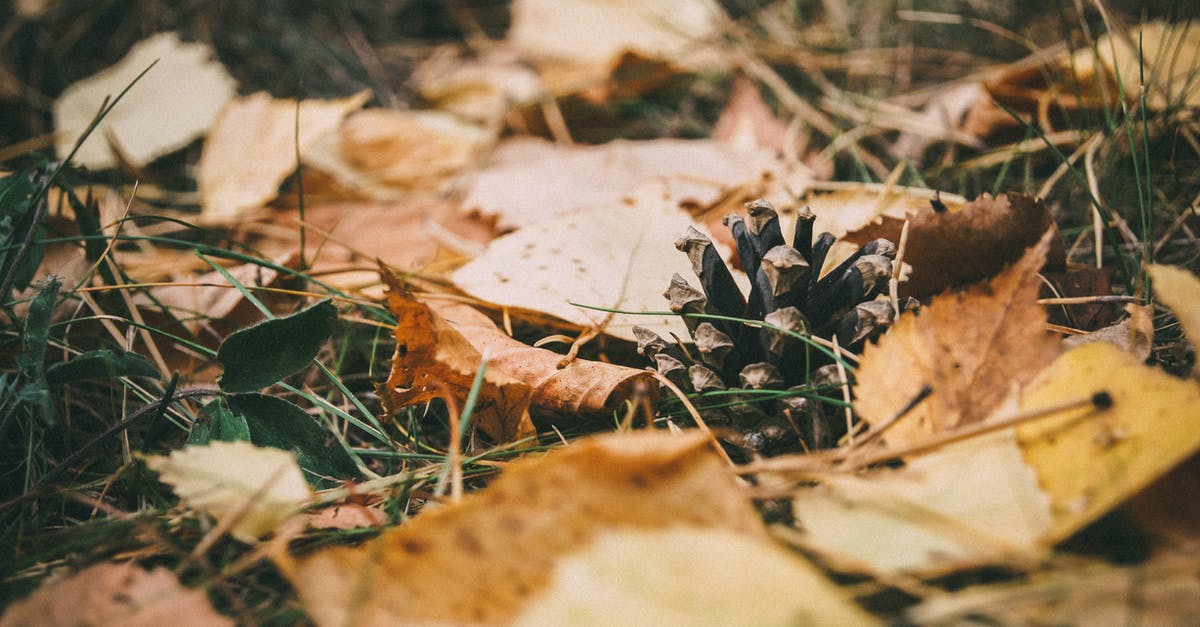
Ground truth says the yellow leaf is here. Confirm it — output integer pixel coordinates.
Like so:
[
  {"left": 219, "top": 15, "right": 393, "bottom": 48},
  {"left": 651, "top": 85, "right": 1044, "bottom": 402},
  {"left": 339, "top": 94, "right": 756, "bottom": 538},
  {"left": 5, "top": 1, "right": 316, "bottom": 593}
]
[
  {"left": 1148, "top": 264, "right": 1200, "bottom": 379},
  {"left": 277, "top": 431, "right": 838, "bottom": 625},
  {"left": 1018, "top": 342, "right": 1200, "bottom": 544},
  {"left": 145, "top": 441, "right": 311, "bottom": 543},
  {"left": 791, "top": 430, "right": 1052, "bottom": 577}
]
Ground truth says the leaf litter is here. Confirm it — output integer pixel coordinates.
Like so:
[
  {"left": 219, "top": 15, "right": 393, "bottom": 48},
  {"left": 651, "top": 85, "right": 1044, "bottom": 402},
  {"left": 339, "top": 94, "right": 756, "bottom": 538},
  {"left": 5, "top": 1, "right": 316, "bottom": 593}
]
[{"left": 7, "top": 6, "right": 1200, "bottom": 626}]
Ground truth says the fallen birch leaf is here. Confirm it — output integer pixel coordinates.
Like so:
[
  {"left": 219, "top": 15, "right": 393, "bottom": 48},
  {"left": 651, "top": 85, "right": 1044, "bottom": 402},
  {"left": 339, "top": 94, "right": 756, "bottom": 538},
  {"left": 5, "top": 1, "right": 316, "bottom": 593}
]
[
  {"left": 791, "top": 430, "right": 1052, "bottom": 577},
  {"left": 514, "top": 527, "right": 879, "bottom": 626},
  {"left": 1017, "top": 341, "right": 1200, "bottom": 544},
  {"left": 144, "top": 440, "right": 311, "bottom": 542},
  {"left": 1148, "top": 264, "right": 1200, "bottom": 378},
  {"left": 0, "top": 562, "right": 233, "bottom": 627},
  {"left": 278, "top": 431, "right": 870, "bottom": 625},
  {"left": 461, "top": 137, "right": 786, "bottom": 231},
  {"left": 844, "top": 192, "right": 1065, "bottom": 296},
  {"left": 795, "top": 340, "right": 1200, "bottom": 577},
  {"left": 380, "top": 273, "right": 536, "bottom": 444},
  {"left": 303, "top": 108, "right": 492, "bottom": 198},
  {"left": 853, "top": 230, "right": 1061, "bottom": 449},
  {"left": 452, "top": 179, "right": 731, "bottom": 342},
  {"left": 53, "top": 32, "right": 236, "bottom": 170},
  {"left": 426, "top": 297, "right": 657, "bottom": 417},
  {"left": 197, "top": 91, "right": 369, "bottom": 223}
]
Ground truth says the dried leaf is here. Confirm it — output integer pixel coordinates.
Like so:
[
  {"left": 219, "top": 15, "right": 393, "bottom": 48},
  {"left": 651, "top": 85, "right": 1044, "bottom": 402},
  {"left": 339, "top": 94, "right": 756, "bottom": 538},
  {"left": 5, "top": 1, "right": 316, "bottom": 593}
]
[
  {"left": 132, "top": 253, "right": 295, "bottom": 336},
  {"left": 1100, "top": 21, "right": 1200, "bottom": 109},
  {"left": 1148, "top": 264, "right": 1200, "bottom": 378},
  {"left": 144, "top": 440, "right": 311, "bottom": 543},
  {"left": 198, "top": 91, "right": 369, "bottom": 223},
  {"left": 427, "top": 298, "right": 657, "bottom": 416},
  {"left": 462, "top": 137, "right": 785, "bottom": 231},
  {"left": 452, "top": 179, "right": 734, "bottom": 342},
  {"left": 713, "top": 75, "right": 791, "bottom": 154},
  {"left": 414, "top": 46, "right": 542, "bottom": 125},
  {"left": 514, "top": 527, "right": 880, "bottom": 626},
  {"left": 0, "top": 562, "right": 233, "bottom": 627},
  {"left": 53, "top": 32, "right": 236, "bottom": 169},
  {"left": 303, "top": 109, "right": 492, "bottom": 198},
  {"left": 853, "top": 230, "right": 1062, "bottom": 449},
  {"left": 380, "top": 274, "right": 536, "bottom": 444},
  {"left": 278, "top": 432, "right": 868, "bottom": 625},
  {"left": 791, "top": 430, "right": 1052, "bottom": 577},
  {"left": 307, "top": 504, "right": 387, "bottom": 530},
  {"left": 1017, "top": 342, "right": 1200, "bottom": 544},
  {"left": 508, "top": 0, "right": 727, "bottom": 71},
  {"left": 844, "top": 192, "right": 1065, "bottom": 297},
  {"left": 982, "top": 21, "right": 1200, "bottom": 129}
]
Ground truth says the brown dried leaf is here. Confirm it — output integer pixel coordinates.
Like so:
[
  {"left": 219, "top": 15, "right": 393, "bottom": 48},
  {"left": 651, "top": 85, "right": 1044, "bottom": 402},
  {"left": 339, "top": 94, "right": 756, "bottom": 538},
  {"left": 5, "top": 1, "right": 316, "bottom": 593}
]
[
  {"left": 844, "top": 192, "right": 1065, "bottom": 297},
  {"left": 278, "top": 431, "right": 871, "bottom": 626},
  {"left": 0, "top": 562, "right": 233, "bottom": 627},
  {"left": 198, "top": 91, "right": 369, "bottom": 224},
  {"left": 380, "top": 271, "right": 536, "bottom": 444},
  {"left": 426, "top": 298, "right": 657, "bottom": 416},
  {"left": 853, "top": 230, "right": 1062, "bottom": 449},
  {"left": 303, "top": 109, "right": 492, "bottom": 199}
]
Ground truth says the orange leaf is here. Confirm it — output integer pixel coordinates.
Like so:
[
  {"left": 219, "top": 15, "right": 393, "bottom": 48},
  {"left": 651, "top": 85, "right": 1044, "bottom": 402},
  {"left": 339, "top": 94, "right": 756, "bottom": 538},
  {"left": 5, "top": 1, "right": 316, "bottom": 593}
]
[
  {"left": 275, "top": 432, "right": 868, "bottom": 625},
  {"left": 426, "top": 298, "right": 657, "bottom": 416},
  {"left": 853, "top": 229, "right": 1062, "bottom": 448},
  {"left": 380, "top": 272, "right": 535, "bottom": 444}
]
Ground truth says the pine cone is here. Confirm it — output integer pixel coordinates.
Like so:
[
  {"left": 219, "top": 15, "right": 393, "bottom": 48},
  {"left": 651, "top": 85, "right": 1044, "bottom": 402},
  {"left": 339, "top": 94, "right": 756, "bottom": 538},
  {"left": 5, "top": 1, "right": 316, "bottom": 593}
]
[{"left": 634, "top": 198, "right": 916, "bottom": 454}]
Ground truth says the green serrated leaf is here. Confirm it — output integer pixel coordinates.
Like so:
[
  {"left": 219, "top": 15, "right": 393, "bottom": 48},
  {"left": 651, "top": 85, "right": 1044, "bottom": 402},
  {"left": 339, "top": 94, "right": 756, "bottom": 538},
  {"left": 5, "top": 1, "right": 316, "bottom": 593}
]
[
  {"left": 217, "top": 299, "right": 337, "bottom": 393},
  {"left": 226, "top": 393, "right": 360, "bottom": 488},
  {"left": 46, "top": 349, "right": 159, "bottom": 384}
]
